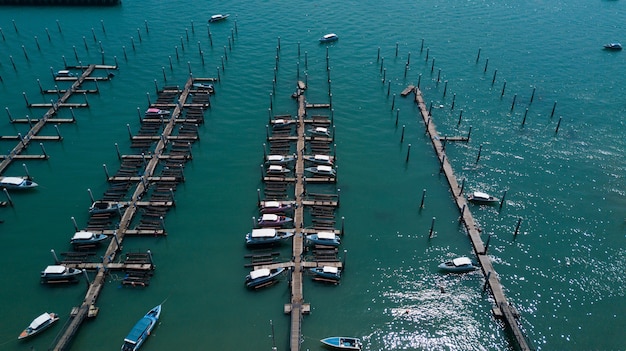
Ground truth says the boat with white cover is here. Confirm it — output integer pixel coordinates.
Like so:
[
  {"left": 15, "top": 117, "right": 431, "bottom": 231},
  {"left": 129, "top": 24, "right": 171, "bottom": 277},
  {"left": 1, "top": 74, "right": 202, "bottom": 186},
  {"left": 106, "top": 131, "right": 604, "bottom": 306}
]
[
  {"left": 0, "top": 176, "right": 38, "bottom": 190},
  {"left": 438, "top": 257, "right": 478, "bottom": 273},
  {"left": 245, "top": 267, "right": 285, "bottom": 288},
  {"left": 305, "top": 165, "right": 336, "bottom": 177},
  {"left": 245, "top": 228, "right": 294, "bottom": 246},
  {"left": 40, "top": 265, "right": 83, "bottom": 283},
  {"left": 70, "top": 231, "right": 108, "bottom": 247},
  {"left": 306, "top": 231, "right": 341, "bottom": 247},
  {"left": 303, "top": 154, "right": 334, "bottom": 165},
  {"left": 18, "top": 312, "right": 59, "bottom": 339},
  {"left": 467, "top": 191, "right": 498, "bottom": 204}
]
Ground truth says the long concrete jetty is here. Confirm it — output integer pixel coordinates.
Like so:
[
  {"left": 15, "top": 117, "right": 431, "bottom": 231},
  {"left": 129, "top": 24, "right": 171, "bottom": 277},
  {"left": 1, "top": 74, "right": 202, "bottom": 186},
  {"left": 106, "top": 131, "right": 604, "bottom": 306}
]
[{"left": 410, "top": 87, "right": 532, "bottom": 351}]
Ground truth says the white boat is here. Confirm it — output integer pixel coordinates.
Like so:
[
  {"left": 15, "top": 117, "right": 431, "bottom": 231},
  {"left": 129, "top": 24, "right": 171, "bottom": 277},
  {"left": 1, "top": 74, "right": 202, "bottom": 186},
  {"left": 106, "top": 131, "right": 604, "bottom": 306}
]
[
  {"left": 209, "top": 14, "right": 230, "bottom": 23},
  {"left": 259, "top": 201, "right": 294, "bottom": 214},
  {"left": 438, "top": 257, "right": 478, "bottom": 273},
  {"left": 40, "top": 265, "right": 83, "bottom": 283},
  {"left": 265, "top": 154, "right": 296, "bottom": 165},
  {"left": 319, "top": 33, "right": 339, "bottom": 43},
  {"left": 604, "top": 43, "right": 622, "bottom": 50},
  {"left": 89, "top": 201, "right": 126, "bottom": 214},
  {"left": 320, "top": 336, "right": 362, "bottom": 350},
  {"left": 18, "top": 312, "right": 59, "bottom": 339},
  {"left": 306, "top": 231, "right": 341, "bottom": 247},
  {"left": 303, "top": 154, "right": 334, "bottom": 165},
  {"left": 308, "top": 126, "right": 331, "bottom": 137},
  {"left": 245, "top": 228, "right": 294, "bottom": 246},
  {"left": 305, "top": 165, "right": 336, "bottom": 177},
  {"left": 144, "top": 108, "right": 170, "bottom": 117},
  {"left": 271, "top": 118, "right": 296, "bottom": 129},
  {"left": 192, "top": 82, "right": 215, "bottom": 93},
  {"left": 310, "top": 266, "right": 341, "bottom": 281},
  {"left": 70, "top": 231, "right": 108, "bottom": 247},
  {"left": 267, "top": 165, "right": 291, "bottom": 175},
  {"left": 257, "top": 213, "right": 293, "bottom": 227},
  {"left": 0, "top": 176, "right": 38, "bottom": 190},
  {"left": 55, "top": 70, "right": 75, "bottom": 77},
  {"left": 245, "top": 267, "right": 285, "bottom": 288},
  {"left": 467, "top": 191, "right": 498, "bottom": 204}
]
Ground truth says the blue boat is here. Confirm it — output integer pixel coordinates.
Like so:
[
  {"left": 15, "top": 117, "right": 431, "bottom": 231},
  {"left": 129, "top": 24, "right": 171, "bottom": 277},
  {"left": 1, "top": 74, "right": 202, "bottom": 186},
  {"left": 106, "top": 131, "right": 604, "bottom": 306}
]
[
  {"left": 320, "top": 336, "right": 362, "bottom": 350},
  {"left": 306, "top": 231, "right": 341, "bottom": 247},
  {"left": 121, "top": 305, "right": 161, "bottom": 351}
]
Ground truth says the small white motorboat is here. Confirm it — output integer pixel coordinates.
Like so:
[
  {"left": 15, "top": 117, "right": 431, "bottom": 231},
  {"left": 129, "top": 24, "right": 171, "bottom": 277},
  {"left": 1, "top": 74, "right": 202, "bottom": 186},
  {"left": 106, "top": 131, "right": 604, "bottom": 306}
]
[
  {"left": 209, "top": 14, "right": 230, "bottom": 23},
  {"left": 467, "top": 191, "right": 498, "bottom": 204},
  {"left": 40, "top": 265, "right": 83, "bottom": 283},
  {"left": 18, "top": 312, "right": 59, "bottom": 339},
  {"left": 320, "top": 336, "right": 362, "bottom": 350},
  {"left": 319, "top": 33, "right": 339, "bottom": 43},
  {"left": 438, "top": 257, "right": 478, "bottom": 273},
  {"left": 265, "top": 154, "right": 296, "bottom": 165},
  {"left": 303, "top": 154, "right": 334, "bottom": 165},
  {"left": 144, "top": 108, "right": 170, "bottom": 117},
  {"left": 0, "top": 176, "right": 38, "bottom": 190},
  {"left": 267, "top": 165, "right": 291, "bottom": 175},
  {"left": 245, "top": 267, "right": 285, "bottom": 288},
  {"left": 305, "top": 165, "right": 336, "bottom": 177},
  {"left": 70, "top": 231, "right": 108, "bottom": 247}
]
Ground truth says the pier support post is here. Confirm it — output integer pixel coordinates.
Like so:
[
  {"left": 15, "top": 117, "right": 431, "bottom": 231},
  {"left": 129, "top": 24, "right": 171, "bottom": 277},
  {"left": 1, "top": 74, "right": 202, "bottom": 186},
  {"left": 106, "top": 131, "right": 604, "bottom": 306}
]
[
  {"left": 514, "top": 218, "right": 522, "bottom": 237},
  {"left": 551, "top": 101, "right": 557, "bottom": 118},
  {"left": 87, "top": 188, "right": 95, "bottom": 203},
  {"left": 459, "top": 178, "right": 465, "bottom": 196},
  {"left": 3, "top": 188, "right": 13, "bottom": 207},
  {"left": 341, "top": 216, "right": 345, "bottom": 235},
  {"left": 405, "top": 144, "right": 411, "bottom": 162},
  {"left": 71, "top": 216, "right": 78, "bottom": 232},
  {"left": 484, "top": 58, "right": 489, "bottom": 72},
  {"left": 555, "top": 117, "right": 562, "bottom": 134},
  {"left": 521, "top": 108, "right": 528, "bottom": 127},
  {"left": 103, "top": 163, "right": 110, "bottom": 180},
  {"left": 457, "top": 109, "right": 463, "bottom": 127},
  {"left": 83, "top": 269, "right": 91, "bottom": 287},
  {"left": 476, "top": 48, "right": 481, "bottom": 63},
  {"left": 39, "top": 143, "right": 48, "bottom": 159},
  {"left": 257, "top": 189, "right": 261, "bottom": 207},
  {"left": 147, "top": 250, "right": 154, "bottom": 268},
  {"left": 482, "top": 271, "right": 492, "bottom": 292},
  {"left": 501, "top": 81, "right": 507, "bottom": 97},
  {"left": 400, "top": 125, "right": 405, "bottom": 143},
  {"left": 51, "top": 249, "right": 60, "bottom": 264},
  {"left": 510, "top": 94, "right": 517, "bottom": 111},
  {"left": 428, "top": 217, "right": 436, "bottom": 238},
  {"left": 492, "top": 69, "right": 497, "bottom": 85},
  {"left": 459, "top": 204, "right": 465, "bottom": 223},
  {"left": 420, "top": 189, "right": 426, "bottom": 209},
  {"left": 395, "top": 108, "right": 399, "bottom": 126}
]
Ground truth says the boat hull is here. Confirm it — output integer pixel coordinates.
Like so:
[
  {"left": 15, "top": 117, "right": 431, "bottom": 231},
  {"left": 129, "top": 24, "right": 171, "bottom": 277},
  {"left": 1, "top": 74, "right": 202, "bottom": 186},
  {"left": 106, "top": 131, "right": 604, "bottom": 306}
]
[
  {"left": 320, "top": 337, "right": 362, "bottom": 350},
  {"left": 18, "top": 313, "right": 59, "bottom": 340},
  {"left": 121, "top": 305, "right": 161, "bottom": 351},
  {"left": 245, "top": 267, "right": 285, "bottom": 289}
]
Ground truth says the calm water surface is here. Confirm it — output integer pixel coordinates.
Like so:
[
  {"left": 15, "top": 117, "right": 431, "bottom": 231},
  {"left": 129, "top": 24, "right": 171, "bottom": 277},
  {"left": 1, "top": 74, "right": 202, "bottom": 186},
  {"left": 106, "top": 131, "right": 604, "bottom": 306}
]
[{"left": 0, "top": 0, "right": 625, "bottom": 350}]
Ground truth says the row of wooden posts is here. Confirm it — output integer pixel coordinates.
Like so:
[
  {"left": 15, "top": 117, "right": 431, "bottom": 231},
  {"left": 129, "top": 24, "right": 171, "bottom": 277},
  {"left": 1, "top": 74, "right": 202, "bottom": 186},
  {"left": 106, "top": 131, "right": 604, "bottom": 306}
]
[{"left": 377, "top": 41, "right": 564, "bottom": 134}]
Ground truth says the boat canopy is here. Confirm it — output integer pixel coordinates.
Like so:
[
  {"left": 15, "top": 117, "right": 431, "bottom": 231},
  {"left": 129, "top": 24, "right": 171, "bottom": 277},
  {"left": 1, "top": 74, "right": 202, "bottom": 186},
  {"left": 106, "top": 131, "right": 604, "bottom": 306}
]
[
  {"left": 323, "top": 33, "right": 337, "bottom": 38},
  {"left": 44, "top": 265, "right": 67, "bottom": 274},
  {"left": 72, "top": 231, "right": 95, "bottom": 240},
  {"left": 317, "top": 165, "right": 333, "bottom": 172},
  {"left": 263, "top": 201, "right": 281, "bottom": 208},
  {"left": 0, "top": 177, "right": 25, "bottom": 185},
  {"left": 262, "top": 214, "right": 279, "bottom": 221},
  {"left": 250, "top": 268, "right": 270, "bottom": 279},
  {"left": 251, "top": 228, "right": 277, "bottom": 238},
  {"left": 274, "top": 119, "right": 286, "bottom": 123},
  {"left": 124, "top": 317, "right": 152, "bottom": 344},
  {"left": 322, "top": 266, "right": 339, "bottom": 274},
  {"left": 29, "top": 313, "right": 52, "bottom": 329},
  {"left": 452, "top": 257, "right": 472, "bottom": 266},
  {"left": 314, "top": 154, "right": 330, "bottom": 161},
  {"left": 268, "top": 165, "right": 284, "bottom": 171},
  {"left": 267, "top": 155, "right": 284, "bottom": 161},
  {"left": 473, "top": 191, "right": 491, "bottom": 199},
  {"left": 317, "top": 231, "right": 336, "bottom": 240},
  {"left": 315, "top": 127, "right": 328, "bottom": 132}
]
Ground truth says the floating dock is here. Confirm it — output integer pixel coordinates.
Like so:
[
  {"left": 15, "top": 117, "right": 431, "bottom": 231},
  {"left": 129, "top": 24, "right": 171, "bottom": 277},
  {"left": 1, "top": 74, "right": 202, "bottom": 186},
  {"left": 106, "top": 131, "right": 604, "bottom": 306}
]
[{"left": 408, "top": 87, "right": 532, "bottom": 351}]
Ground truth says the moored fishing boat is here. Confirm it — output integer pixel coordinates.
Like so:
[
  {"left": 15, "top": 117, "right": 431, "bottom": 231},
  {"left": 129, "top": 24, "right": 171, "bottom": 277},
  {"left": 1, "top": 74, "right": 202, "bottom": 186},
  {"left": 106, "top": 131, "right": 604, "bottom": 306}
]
[
  {"left": 308, "top": 126, "right": 331, "bottom": 137},
  {"left": 18, "top": 312, "right": 59, "bottom": 339},
  {"left": 306, "top": 231, "right": 341, "bottom": 247},
  {"left": 320, "top": 336, "right": 362, "bottom": 350},
  {"left": 89, "top": 201, "right": 126, "bottom": 214},
  {"left": 303, "top": 154, "right": 334, "bottom": 165},
  {"left": 121, "top": 304, "right": 162, "bottom": 351},
  {"left": 265, "top": 154, "right": 296, "bottom": 165},
  {"left": 310, "top": 265, "right": 341, "bottom": 281},
  {"left": 0, "top": 176, "right": 38, "bottom": 190},
  {"left": 245, "top": 267, "right": 285, "bottom": 288},
  {"left": 144, "top": 108, "right": 170, "bottom": 117},
  {"left": 438, "top": 257, "right": 478, "bottom": 273},
  {"left": 305, "top": 165, "right": 336, "bottom": 177},
  {"left": 467, "top": 191, "right": 498, "bottom": 204},
  {"left": 257, "top": 213, "right": 293, "bottom": 227},
  {"left": 40, "top": 265, "right": 83, "bottom": 283},
  {"left": 70, "top": 231, "right": 108, "bottom": 247},
  {"left": 259, "top": 200, "right": 293, "bottom": 214},
  {"left": 245, "top": 228, "right": 294, "bottom": 247}
]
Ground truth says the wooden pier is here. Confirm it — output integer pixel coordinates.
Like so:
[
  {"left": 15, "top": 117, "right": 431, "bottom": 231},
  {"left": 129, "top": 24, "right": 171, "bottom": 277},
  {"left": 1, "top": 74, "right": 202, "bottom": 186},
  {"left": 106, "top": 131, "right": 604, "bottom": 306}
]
[
  {"left": 50, "top": 76, "right": 210, "bottom": 351},
  {"left": 409, "top": 87, "right": 531, "bottom": 351},
  {"left": 0, "top": 64, "right": 114, "bottom": 175}
]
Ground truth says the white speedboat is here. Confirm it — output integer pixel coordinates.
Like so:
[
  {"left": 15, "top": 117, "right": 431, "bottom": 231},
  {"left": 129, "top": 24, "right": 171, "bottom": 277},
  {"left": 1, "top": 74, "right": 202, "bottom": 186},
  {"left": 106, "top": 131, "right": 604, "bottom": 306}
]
[
  {"left": 0, "top": 176, "right": 38, "bottom": 190},
  {"left": 438, "top": 257, "right": 478, "bottom": 273},
  {"left": 209, "top": 14, "right": 229, "bottom": 23},
  {"left": 467, "top": 191, "right": 498, "bottom": 204},
  {"left": 18, "top": 312, "right": 59, "bottom": 339},
  {"left": 319, "top": 33, "right": 339, "bottom": 43}
]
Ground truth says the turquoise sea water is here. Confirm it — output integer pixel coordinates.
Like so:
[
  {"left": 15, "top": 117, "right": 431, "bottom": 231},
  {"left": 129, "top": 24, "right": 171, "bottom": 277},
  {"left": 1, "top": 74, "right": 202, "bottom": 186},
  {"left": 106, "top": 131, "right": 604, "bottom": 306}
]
[{"left": 0, "top": 0, "right": 625, "bottom": 350}]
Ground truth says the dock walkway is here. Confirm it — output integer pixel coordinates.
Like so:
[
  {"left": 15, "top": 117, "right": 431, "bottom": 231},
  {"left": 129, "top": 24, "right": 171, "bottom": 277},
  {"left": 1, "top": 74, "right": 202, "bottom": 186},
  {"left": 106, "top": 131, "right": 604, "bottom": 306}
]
[
  {"left": 410, "top": 87, "right": 531, "bottom": 351},
  {"left": 50, "top": 75, "right": 209, "bottom": 351}
]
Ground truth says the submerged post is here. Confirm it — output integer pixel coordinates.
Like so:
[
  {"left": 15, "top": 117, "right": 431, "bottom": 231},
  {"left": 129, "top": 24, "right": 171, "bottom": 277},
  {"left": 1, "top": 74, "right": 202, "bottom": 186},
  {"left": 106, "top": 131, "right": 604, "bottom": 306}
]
[{"left": 428, "top": 217, "right": 436, "bottom": 238}]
